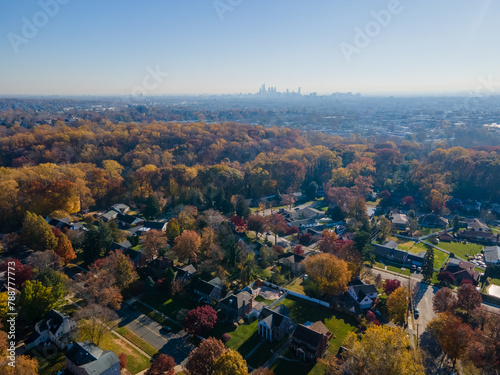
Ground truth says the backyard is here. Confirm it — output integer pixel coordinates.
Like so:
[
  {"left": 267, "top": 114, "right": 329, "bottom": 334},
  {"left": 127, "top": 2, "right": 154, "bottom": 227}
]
[
  {"left": 396, "top": 240, "right": 449, "bottom": 269},
  {"left": 434, "top": 241, "right": 483, "bottom": 260}
]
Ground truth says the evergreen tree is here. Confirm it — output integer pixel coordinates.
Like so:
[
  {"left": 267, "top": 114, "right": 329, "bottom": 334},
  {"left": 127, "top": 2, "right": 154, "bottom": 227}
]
[
  {"left": 305, "top": 181, "right": 318, "bottom": 201},
  {"left": 144, "top": 195, "right": 162, "bottom": 219},
  {"left": 422, "top": 246, "right": 435, "bottom": 283}
]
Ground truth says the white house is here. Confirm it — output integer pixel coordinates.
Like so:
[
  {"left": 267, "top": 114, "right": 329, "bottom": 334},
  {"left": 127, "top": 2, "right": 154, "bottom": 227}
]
[
  {"left": 25, "top": 310, "right": 77, "bottom": 350},
  {"left": 348, "top": 278, "right": 378, "bottom": 310}
]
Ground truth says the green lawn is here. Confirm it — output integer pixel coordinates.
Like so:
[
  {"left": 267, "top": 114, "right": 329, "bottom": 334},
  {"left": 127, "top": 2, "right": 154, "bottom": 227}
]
[
  {"left": 255, "top": 295, "right": 275, "bottom": 305},
  {"left": 274, "top": 296, "right": 358, "bottom": 355},
  {"left": 141, "top": 292, "right": 187, "bottom": 321},
  {"left": 84, "top": 332, "right": 151, "bottom": 374},
  {"left": 489, "top": 226, "right": 500, "bottom": 234},
  {"left": 226, "top": 320, "right": 259, "bottom": 354},
  {"left": 435, "top": 241, "right": 483, "bottom": 259},
  {"left": 286, "top": 277, "right": 306, "bottom": 294},
  {"left": 115, "top": 326, "right": 158, "bottom": 357},
  {"left": 386, "top": 264, "right": 411, "bottom": 276},
  {"left": 134, "top": 301, "right": 181, "bottom": 332},
  {"left": 246, "top": 336, "right": 288, "bottom": 368},
  {"left": 397, "top": 240, "right": 448, "bottom": 269}
]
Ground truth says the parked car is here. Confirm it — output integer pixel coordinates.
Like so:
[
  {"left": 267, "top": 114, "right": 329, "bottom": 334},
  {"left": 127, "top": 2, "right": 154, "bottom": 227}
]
[{"left": 414, "top": 308, "right": 419, "bottom": 319}]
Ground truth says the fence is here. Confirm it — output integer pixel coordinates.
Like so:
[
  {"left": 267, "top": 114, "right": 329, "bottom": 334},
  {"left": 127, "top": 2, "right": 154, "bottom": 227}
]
[{"left": 258, "top": 280, "right": 330, "bottom": 308}]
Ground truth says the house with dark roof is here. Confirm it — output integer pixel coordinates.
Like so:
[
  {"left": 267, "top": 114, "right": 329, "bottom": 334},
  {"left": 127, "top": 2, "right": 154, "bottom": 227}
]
[
  {"left": 115, "top": 213, "right": 143, "bottom": 228},
  {"left": 347, "top": 278, "right": 378, "bottom": 309},
  {"left": 218, "top": 291, "right": 253, "bottom": 322},
  {"left": 193, "top": 279, "right": 223, "bottom": 304},
  {"left": 65, "top": 341, "right": 120, "bottom": 375},
  {"left": 373, "top": 241, "right": 407, "bottom": 264},
  {"left": 418, "top": 214, "right": 448, "bottom": 229},
  {"left": 25, "top": 310, "right": 77, "bottom": 350},
  {"left": 291, "top": 321, "right": 332, "bottom": 362},
  {"left": 258, "top": 305, "right": 292, "bottom": 341},
  {"left": 444, "top": 259, "right": 480, "bottom": 285},
  {"left": 173, "top": 264, "right": 196, "bottom": 283},
  {"left": 457, "top": 229, "right": 498, "bottom": 244},
  {"left": 437, "top": 231, "right": 454, "bottom": 242},
  {"left": 278, "top": 253, "right": 306, "bottom": 273},
  {"left": 373, "top": 240, "right": 425, "bottom": 267},
  {"left": 143, "top": 221, "right": 168, "bottom": 232},
  {"left": 484, "top": 246, "right": 500, "bottom": 266},
  {"left": 48, "top": 217, "right": 73, "bottom": 232}
]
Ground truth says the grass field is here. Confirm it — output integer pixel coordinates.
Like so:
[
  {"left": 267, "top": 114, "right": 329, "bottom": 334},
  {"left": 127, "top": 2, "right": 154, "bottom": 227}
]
[
  {"left": 255, "top": 295, "right": 275, "bottom": 305},
  {"left": 115, "top": 326, "right": 158, "bottom": 356},
  {"left": 246, "top": 336, "right": 287, "bottom": 368},
  {"left": 286, "top": 277, "right": 306, "bottom": 294},
  {"left": 225, "top": 320, "right": 260, "bottom": 357},
  {"left": 81, "top": 332, "right": 151, "bottom": 374},
  {"left": 435, "top": 241, "right": 483, "bottom": 259},
  {"left": 396, "top": 239, "right": 449, "bottom": 269},
  {"left": 141, "top": 292, "right": 187, "bottom": 321},
  {"left": 33, "top": 350, "right": 66, "bottom": 375},
  {"left": 489, "top": 278, "right": 500, "bottom": 286}
]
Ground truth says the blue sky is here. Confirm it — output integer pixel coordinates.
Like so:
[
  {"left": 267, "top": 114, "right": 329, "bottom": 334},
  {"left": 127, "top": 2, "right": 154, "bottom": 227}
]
[{"left": 1, "top": 0, "right": 499, "bottom": 95}]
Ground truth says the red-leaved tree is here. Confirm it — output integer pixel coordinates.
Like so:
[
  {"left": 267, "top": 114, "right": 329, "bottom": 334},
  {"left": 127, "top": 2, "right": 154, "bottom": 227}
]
[
  {"left": 184, "top": 305, "right": 218, "bottom": 336},
  {"left": 383, "top": 279, "right": 401, "bottom": 295},
  {"left": 146, "top": 354, "right": 176, "bottom": 375}
]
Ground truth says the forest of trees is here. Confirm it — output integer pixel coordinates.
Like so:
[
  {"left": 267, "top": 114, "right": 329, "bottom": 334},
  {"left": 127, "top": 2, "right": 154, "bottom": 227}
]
[{"left": 0, "top": 120, "right": 499, "bottom": 232}]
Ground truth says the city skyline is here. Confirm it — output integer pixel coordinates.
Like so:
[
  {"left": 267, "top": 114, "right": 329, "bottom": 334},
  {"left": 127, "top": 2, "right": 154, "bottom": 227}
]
[{"left": 1, "top": 0, "right": 499, "bottom": 96}]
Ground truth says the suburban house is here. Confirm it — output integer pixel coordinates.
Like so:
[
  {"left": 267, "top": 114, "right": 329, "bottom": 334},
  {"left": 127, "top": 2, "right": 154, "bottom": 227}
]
[
  {"left": 25, "top": 310, "right": 77, "bottom": 350},
  {"left": 147, "top": 257, "right": 174, "bottom": 279},
  {"left": 65, "top": 341, "right": 120, "bottom": 375},
  {"left": 437, "top": 231, "right": 454, "bottom": 242},
  {"left": 444, "top": 259, "right": 481, "bottom": 285},
  {"left": 100, "top": 210, "right": 118, "bottom": 222},
  {"left": 115, "top": 213, "right": 143, "bottom": 228},
  {"left": 291, "top": 321, "right": 332, "bottom": 361},
  {"left": 373, "top": 240, "right": 425, "bottom": 267},
  {"left": 457, "top": 229, "right": 498, "bottom": 244},
  {"left": 47, "top": 217, "right": 75, "bottom": 232},
  {"left": 192, "top": 279, "right": 223, "bottom": 304},
  {"left": 391, "top": 213, "right": 409, "bottom": 230},
  {"left": 278, "top": 253, "right": 306, "bottom": 273},
  {"left": 418, "top": 214, "right": 448, "bottom": 229},
  {"left": 111, "top": 203, "right": 130, "bottom": 215},
  {"left": 347, "top": 278, "right": 378, "bottom": 309},
  {"left": 218, "top": 291, "right": 253, "bottom": 322},
  {"left": 257, "top": 305, "right": 292, "bottom": 341},
  {"left": 467, "top": 219, "right": 489, "bottom": 232},
  {"left": 484, "top": 246, "right": 500, "bottom": 266},
  {"left": 173, "top": 264, "right": 196, "bottom": 283},
  {"left": 143, "top": 221, "right": 168, "bottom": 232}
]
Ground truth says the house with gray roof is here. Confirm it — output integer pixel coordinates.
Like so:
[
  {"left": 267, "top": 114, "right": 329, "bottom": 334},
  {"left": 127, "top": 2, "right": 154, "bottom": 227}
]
[
  {"left": 218, "top": 291, "right": 253, "bottom": 322},
  {"left": 484, "top": 246, "right": 500, "bottom": 265},
  {"left": 65, "top": 341, "right": 120, "bottom": 375}
]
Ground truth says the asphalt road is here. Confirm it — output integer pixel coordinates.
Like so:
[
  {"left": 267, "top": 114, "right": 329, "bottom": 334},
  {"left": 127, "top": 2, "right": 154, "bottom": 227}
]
[{"left": 117, "top": 306, "right": 195, "bottom": 365}]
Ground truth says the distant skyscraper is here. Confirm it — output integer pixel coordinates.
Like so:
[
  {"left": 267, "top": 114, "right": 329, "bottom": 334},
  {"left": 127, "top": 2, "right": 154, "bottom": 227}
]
[{"left": 298, "top": 87, "right": 301, "bottom": 95}]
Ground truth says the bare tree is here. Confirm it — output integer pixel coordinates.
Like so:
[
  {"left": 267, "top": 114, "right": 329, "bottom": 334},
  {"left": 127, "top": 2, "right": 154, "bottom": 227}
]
[
  {"left": 75, "top": 304, "right": 118, "bottom": 346},
  {"left": 26, "top": 250, "right": 62, "bottom": 273}
]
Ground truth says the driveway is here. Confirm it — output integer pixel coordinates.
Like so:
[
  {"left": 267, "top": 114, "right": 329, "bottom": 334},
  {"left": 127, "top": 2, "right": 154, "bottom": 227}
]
[{"left": 118, "top": 307, "right": 195, "bottom": 365}]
